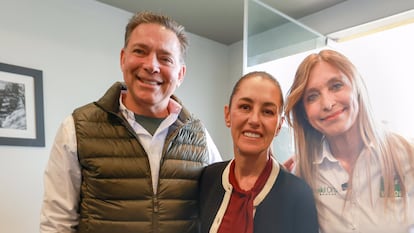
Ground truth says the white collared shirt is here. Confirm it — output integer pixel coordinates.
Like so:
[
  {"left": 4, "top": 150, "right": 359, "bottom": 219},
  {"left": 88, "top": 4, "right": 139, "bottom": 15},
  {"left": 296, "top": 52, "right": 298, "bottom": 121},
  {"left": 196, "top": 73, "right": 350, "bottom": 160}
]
[
  {"left": 315, "top": 140, "right": 414, "bottom": 233},
  {"left": 40, "top": 95, "right": 222, "bottom": 233}
]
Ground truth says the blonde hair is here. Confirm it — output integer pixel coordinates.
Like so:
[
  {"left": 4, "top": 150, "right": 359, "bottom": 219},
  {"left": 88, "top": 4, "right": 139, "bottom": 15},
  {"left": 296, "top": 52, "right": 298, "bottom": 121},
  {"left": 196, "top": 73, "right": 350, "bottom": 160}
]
[{"left": 285, "top": 49, "right": 414, "bottom": 211}]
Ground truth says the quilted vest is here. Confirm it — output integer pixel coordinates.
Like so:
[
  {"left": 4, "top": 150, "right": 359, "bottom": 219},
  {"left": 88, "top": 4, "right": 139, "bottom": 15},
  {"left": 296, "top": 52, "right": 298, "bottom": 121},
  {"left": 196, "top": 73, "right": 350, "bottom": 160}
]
[{"left": 72, "top": 82, "right": 208, "bottom": 233}]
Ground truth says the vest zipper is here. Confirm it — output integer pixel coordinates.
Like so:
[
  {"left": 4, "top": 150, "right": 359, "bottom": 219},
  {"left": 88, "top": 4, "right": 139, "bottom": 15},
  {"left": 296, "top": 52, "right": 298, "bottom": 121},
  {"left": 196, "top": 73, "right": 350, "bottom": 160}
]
[
  {"left": 153, "top": 196, "right": 160, "bottom": 233},
  {"left": 153, "top": 196, "right": 159, "bottom": 213}
]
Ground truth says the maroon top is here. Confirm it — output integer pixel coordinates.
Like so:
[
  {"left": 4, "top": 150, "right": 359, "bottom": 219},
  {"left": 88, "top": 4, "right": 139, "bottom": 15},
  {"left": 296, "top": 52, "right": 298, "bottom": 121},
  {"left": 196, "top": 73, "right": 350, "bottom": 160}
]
[{"left": 218, "top": 158, "right": 273, "bottom": 233}]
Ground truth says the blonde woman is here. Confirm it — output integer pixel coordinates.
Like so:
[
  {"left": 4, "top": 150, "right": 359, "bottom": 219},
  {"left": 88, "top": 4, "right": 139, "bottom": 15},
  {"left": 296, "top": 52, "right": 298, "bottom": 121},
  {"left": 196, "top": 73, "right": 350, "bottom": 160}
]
[{"left": 285, "top": 49, "right": 414, "bottom": 233}]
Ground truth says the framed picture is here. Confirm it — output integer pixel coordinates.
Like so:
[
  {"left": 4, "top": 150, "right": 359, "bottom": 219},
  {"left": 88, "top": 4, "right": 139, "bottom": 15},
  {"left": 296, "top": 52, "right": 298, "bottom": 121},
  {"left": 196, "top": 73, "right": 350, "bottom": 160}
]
[{"left": 0, "top": 62, "right": 45, "bottom": 147}]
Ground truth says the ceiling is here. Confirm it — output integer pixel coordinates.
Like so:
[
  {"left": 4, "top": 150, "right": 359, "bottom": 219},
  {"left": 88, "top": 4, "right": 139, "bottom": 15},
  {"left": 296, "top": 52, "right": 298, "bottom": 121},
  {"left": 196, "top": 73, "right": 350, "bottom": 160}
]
[
  {"left": 95, "top": 0, "right": 346, "bottom": 45},
  {"left": 96, "top": 0, "right": 414, "bottom": 45}
]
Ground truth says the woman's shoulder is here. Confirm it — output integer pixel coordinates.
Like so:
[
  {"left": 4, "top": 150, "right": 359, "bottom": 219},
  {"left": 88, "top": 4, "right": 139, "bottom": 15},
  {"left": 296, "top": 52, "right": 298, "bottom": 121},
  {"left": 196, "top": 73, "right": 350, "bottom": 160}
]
[
  {"left": 382, "top": 131, "right": 414, "bottom": 158},
  {"left": 202, "top": 160, "right": 230, "bottom": 176},
  {"left": 205, "top": 161, "right": 229, "bottom": 172}
]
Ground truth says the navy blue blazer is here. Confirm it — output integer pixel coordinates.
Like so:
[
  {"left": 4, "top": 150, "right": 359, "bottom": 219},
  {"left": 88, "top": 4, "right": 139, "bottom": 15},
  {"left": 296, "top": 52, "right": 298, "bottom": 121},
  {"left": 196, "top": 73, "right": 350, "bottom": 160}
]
[{"left": 199, "top": 160, "right": 319, "bottom": 233}]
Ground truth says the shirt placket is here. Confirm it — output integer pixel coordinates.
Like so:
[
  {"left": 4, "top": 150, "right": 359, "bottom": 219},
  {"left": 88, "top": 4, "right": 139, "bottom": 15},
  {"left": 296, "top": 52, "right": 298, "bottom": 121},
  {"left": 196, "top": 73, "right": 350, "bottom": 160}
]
[{"left": 349, "top": 157, "right": 365, "bottom": 232}]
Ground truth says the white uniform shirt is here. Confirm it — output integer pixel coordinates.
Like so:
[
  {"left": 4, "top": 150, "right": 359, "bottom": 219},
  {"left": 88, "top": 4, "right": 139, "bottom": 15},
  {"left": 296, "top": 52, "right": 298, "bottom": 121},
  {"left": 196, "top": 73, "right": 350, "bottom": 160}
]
[
  {"left": 315, "top": 140, "right": 414, "bottom": 233},
  {"left": 40, "top": 96, "right": 222, "bottom": 233}
]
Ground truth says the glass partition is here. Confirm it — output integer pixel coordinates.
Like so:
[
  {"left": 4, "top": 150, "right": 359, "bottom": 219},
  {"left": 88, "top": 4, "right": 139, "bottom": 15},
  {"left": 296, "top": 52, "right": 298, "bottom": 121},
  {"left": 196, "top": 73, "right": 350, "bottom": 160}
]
[{"left": 243, "top": 0, "right": 327, "bottom": 71}]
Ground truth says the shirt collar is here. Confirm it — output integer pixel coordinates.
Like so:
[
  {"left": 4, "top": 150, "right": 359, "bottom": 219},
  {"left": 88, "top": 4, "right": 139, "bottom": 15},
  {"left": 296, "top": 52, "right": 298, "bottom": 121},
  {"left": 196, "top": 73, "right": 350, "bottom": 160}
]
[
  {"left": 222, "top": 157, "right": 280, "bottom": 195},
  {"left": 167, "top": 97, "right": 182, "bottom": 114},
  {"left": 119, "top": 92, "right": 182, "bottom": 120},
  {"left": 313, "top": 138, "right": 375, "bottom": 165},
  {"left": 313, "top": 140, "right": 338, "bottom": 165}
]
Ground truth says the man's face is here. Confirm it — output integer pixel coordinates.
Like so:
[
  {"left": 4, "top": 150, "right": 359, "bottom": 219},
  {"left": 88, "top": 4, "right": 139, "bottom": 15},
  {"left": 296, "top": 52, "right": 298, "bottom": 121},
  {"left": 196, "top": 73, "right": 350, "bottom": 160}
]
[{"left": 120, "top": 23, "right": 185, "bottom": 116}]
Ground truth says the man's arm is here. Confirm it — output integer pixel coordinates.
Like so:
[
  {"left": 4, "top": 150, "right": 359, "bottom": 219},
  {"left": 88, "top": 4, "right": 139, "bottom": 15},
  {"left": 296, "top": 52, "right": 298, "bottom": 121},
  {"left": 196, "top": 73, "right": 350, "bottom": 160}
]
[
  {"left": 40, "top": 116, "right": 81, "bottom": 233},
  {"left": 204, "top": 129, "right": 222, "bottom": 164}
]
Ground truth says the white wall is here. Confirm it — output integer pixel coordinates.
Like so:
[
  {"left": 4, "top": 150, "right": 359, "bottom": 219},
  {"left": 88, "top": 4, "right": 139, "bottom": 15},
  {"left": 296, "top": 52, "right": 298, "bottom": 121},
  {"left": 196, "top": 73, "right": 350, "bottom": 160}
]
[
  {"left": 175, "top": 33, "right": 231, "bottom": 158},
  {"left": 219, "top": 40, "right": 245, "bottom": 158},
  {"left": 0, "top": 0, "right": 233, "bottom": 232}
]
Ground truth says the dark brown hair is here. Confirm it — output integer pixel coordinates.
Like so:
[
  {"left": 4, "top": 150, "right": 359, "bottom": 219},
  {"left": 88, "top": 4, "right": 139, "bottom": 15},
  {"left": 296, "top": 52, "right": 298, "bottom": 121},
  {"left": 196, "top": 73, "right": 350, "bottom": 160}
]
[{"left": 124, "top": 11, "right": 189, "bottom": 62}]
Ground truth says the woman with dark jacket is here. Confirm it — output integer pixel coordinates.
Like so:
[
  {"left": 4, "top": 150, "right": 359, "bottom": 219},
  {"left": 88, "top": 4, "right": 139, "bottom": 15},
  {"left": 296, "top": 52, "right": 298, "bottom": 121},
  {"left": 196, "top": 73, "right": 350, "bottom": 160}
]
[{"left": 199, "top": 71, "right": 319, "bottom": 233}]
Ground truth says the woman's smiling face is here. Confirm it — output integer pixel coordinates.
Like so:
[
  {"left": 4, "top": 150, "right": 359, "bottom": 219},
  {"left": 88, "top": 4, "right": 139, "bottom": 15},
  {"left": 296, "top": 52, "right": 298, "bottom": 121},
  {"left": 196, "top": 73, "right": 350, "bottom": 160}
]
[
  {"left": 225, "top": 75, "right": 283, "bottom": 157},
  {"left": 303, "top": 61, "right": 359, "bottom": 137}
]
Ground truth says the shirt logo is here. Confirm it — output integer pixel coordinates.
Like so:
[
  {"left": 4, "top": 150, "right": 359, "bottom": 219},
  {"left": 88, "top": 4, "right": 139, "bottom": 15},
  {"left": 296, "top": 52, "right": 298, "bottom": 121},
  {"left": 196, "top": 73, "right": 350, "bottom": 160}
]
[
  {"left": 380, "top": 175, "right": 402, "bottom": 198},
  {"left": 317, "top": 186, "right": 338, "bottom": 196}
]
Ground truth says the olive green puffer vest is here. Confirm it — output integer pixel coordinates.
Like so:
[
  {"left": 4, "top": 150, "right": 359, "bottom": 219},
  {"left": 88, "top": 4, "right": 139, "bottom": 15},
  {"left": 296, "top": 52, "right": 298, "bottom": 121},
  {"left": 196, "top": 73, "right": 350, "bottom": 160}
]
[{"left": 72, "top": 82, "right": 208, "bottom": 233}]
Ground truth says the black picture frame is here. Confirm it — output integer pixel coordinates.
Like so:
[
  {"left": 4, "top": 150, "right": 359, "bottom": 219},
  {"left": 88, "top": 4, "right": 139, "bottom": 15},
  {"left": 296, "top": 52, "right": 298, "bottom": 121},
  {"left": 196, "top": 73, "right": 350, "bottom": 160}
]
[{"left": 0, "top": 62, "right": 45, "bottom": 147}]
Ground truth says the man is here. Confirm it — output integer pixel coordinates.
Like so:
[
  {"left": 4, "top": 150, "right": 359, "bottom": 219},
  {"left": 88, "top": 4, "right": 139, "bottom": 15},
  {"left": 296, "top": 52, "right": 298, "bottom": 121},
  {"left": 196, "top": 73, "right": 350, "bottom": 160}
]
[{"left": 40, "top": 11, "right": 221, "bottom": 233}]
